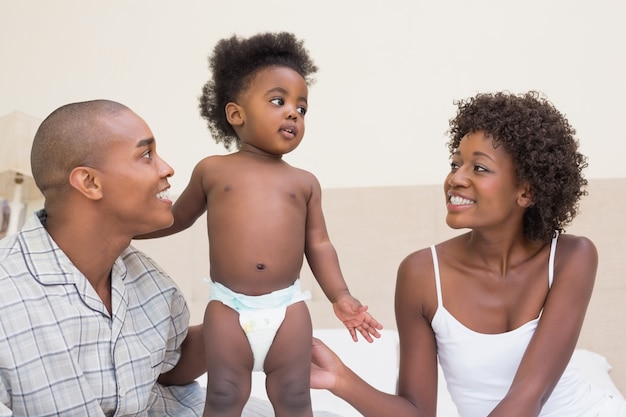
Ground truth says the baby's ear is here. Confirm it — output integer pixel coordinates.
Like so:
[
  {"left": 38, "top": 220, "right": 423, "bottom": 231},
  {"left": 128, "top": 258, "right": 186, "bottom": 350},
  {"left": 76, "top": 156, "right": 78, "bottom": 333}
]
[
  {"left": 225, "top": 102, "right": 243, "bottom": 126},
  {"left": 69, "top": 167, "right": 103, "bottom": 201}
]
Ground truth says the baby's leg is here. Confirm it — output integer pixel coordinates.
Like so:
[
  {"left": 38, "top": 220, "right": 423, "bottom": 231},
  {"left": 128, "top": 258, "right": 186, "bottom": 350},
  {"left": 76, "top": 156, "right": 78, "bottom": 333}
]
[
  {"left": 203, "top": 300, "right": 253, "bottom": 417},
  {"left": 264, "top": 301, "right": 314, "bottom": 417}
]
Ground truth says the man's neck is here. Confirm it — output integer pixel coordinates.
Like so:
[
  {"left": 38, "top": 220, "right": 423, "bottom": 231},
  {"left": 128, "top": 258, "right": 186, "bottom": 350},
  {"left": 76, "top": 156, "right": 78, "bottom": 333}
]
[{"left": 42, "top": 209, "right": 127, "bottom": 313}]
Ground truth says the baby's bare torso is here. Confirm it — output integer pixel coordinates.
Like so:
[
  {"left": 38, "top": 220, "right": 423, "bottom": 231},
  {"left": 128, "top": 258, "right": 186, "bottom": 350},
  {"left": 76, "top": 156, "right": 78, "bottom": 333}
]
[{"left": 202, "top": 153, "right": 315, "bottom": 295}]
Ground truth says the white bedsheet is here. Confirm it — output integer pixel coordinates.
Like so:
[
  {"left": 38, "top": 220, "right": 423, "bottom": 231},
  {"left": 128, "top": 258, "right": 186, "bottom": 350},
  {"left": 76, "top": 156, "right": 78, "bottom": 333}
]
[{"left": 197, "top": 329, "right": 622, "bottom": 417}]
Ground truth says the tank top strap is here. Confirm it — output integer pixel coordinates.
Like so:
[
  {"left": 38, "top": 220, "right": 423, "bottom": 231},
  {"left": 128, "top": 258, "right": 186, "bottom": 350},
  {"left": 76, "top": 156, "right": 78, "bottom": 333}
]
[
  {"left": 431, "top": 237, "right": 558, "bottom": 305},
  {"left": 430, "top": 245, "right": 443, "bottom": 306},
  {"left": 548, "top": 232, "right": 559, "bottom": 288}
]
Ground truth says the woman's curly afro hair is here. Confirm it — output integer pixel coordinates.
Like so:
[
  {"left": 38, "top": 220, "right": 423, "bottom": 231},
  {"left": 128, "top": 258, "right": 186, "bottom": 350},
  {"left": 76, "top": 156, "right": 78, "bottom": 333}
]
[
  {"left": 447, "top": 91, "right": 588, "bottom": 242},
  {"left": 199, "top": 32, "right": 318, "bottom": 150}
]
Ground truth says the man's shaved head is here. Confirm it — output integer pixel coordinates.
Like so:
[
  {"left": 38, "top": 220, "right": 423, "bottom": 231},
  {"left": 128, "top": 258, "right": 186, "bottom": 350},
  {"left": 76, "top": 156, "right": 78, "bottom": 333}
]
[{"left": 31, "top": 99, "right": 131, "bottom": 201}]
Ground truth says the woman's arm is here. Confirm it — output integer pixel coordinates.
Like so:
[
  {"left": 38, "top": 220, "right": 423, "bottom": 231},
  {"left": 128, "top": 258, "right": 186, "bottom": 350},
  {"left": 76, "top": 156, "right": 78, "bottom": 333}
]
[
  {"left": 488, "top": 235, "right": 598, "bottom": 416},
  {"left": 311, "top": 337, "right": 430, "bottom": 417},
  {"left": 310, "top": 249, "right": 440, "bottom": 417}
]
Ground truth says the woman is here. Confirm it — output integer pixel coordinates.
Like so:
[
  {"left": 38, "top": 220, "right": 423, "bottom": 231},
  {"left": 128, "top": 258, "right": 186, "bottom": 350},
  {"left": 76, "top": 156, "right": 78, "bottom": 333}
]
[{"left": 310, "top": 91, "right": 626, "bottom": 416}]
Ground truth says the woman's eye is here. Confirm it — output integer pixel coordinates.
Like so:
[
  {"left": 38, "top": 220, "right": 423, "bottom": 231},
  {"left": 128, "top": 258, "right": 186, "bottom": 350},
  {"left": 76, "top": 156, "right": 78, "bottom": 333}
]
[
  {"left": 474, "top": 165, "right": 487, "bottom": 172},
  {"left": 270, "top": 98, "right": 284, "bottom": 106},
  {"left": 450, "top": 161, "right": 460, "bottom": 170}
]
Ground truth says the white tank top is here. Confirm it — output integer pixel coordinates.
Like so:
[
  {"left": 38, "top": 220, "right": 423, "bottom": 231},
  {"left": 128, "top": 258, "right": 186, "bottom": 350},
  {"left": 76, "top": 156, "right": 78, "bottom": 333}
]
[{"left": 430, "top": 235, "right": 610, "bottom": 416}]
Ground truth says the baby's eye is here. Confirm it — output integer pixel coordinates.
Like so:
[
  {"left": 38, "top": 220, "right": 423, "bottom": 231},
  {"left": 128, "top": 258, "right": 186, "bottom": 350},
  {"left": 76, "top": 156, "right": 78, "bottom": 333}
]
[
  {"left": 297, "top": 106, "right": 307, "bottom": 116},
  {"left": 270, "top": 98, "right": 284, "bottom": 106}
]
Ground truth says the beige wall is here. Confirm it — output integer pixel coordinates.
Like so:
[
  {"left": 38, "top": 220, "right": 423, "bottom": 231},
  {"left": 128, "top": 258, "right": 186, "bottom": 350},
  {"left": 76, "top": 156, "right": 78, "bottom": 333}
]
[
  {"left": 1, "top": 0, "right": 625, "bottom": 194},
  {"left": 133, "top": 178, "right": 626, "bottom": 394}
]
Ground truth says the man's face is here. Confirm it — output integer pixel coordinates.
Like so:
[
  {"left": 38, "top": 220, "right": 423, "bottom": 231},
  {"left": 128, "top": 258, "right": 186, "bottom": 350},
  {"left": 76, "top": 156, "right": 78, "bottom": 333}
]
[{"left": 94, "top": 110, "right": 175, "bottom": 236}]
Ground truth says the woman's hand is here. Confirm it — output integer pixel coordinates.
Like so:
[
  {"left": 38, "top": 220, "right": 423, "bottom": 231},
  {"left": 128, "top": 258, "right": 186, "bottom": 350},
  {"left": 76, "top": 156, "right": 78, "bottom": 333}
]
[{"left": 310, "top": 337, "right": 343, "bottom": 391}]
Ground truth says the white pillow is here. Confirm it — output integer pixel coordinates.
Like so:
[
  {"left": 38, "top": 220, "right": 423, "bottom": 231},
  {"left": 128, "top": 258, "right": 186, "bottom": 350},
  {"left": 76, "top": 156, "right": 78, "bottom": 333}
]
[{"left": 571, "top": 349, "right": 624, "bottom": 400}]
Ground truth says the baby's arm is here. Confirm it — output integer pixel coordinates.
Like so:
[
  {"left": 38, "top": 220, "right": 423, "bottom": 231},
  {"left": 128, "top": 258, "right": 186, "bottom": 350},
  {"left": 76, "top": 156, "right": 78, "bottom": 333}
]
[
  {"left": 332, "top": 294, "right": 383, "bottom": 342},
  {"left": 135, "top": 158, "right": 210, "bottom": 239},
  {"left": 304, "top": 174, "right": 382, "bottom": 342}
]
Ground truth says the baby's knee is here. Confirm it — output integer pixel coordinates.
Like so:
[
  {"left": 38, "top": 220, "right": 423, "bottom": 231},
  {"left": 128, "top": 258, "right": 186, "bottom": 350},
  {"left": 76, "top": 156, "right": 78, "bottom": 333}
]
[
  {"left": 205, "top": 378, "right": 250, "bottom": 413},
  {"left": 267, "top": 376, "right": 311, "bottom": 411}
]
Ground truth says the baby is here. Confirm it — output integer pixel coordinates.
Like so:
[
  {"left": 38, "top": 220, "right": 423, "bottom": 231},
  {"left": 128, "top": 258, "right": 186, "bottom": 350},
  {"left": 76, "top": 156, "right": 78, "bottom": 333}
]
[{"left": 141, "top": 32, "right": 382, "bottom": 417}]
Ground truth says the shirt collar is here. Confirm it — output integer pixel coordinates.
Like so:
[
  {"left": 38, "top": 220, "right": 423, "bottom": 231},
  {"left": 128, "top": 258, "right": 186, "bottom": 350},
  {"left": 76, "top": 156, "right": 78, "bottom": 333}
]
[{"left": 18, "top": 210, "right": 128, "bottom": 286}]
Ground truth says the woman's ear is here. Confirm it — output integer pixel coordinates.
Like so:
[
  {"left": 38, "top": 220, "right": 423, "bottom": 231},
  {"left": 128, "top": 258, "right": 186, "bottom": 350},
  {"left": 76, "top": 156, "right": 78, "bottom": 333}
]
[
  {"left": 225, "top": 102, "right": 243, "bottom": 126},
  {"left": 517, "top": 182, "right": 534, "bottom": 208},
  {"left": 69, "top": 167, "right": 103, "bottom": 201}
]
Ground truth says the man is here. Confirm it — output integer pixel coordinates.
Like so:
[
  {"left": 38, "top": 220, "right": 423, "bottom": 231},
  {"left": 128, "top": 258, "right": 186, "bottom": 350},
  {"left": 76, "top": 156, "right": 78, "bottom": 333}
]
[{"left": 0, "top": 100, "right": 277, "bottom": 416}]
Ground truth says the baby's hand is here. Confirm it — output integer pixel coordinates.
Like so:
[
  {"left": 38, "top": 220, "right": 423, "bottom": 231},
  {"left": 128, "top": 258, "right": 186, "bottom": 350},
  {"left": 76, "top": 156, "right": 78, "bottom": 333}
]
[{"left": 332, "top": 294, "right": 383, "bottom": 342}]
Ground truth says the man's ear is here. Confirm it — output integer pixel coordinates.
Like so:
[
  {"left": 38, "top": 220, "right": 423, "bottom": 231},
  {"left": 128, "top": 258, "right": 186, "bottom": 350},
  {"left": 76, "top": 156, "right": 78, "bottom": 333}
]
[
  {"left": 225, "top": 102, "right": 244, "bottom": 126},
  {"left": 69, "top": 167, "right": 103, "bottom": 201},
  {"left": 517, "top": 182, "right": 534, "bottom": 208}
]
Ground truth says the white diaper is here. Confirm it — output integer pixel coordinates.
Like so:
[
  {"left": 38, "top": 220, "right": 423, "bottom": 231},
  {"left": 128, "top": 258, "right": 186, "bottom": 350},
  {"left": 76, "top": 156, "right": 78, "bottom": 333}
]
[{"left": 208, "top": 280, "right": 311, "bottom": 371}]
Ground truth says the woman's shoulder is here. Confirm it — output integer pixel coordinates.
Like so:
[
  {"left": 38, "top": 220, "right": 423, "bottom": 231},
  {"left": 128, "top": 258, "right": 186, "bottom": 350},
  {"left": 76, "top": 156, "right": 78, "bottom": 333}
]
[
  {"left": 396, "top": 237, "right": 467, "bottom": 321},
  {"left": 556, "top": 233, "right": 597, "bottom": 258},
  {"left": 553, "top": 233, "right": 598, "bottom": 283},
  {"left": 399, "top": 246, "right": 433, "bottom": 268},
  {"left": 399, "top": 234, "right": 469, "bottom": 271}
]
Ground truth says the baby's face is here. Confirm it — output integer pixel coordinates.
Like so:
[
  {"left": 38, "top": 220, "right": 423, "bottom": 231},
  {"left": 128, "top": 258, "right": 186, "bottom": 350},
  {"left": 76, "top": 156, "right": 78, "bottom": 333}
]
[{"left": 234, "top": 66, "right": 309, "bottom": 157}]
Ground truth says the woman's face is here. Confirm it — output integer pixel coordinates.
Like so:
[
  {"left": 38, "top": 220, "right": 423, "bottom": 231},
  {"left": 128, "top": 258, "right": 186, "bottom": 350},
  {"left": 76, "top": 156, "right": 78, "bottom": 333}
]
[{"left": 444, "top": 131, "right": 530, "bottom": 231}]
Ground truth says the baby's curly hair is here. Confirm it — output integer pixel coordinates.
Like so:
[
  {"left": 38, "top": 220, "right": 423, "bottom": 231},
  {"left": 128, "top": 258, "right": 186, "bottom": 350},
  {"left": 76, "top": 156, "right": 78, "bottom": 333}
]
[
  {"left": 199, "top": 32, "right": 318, "bottom": 150},
  {"left": 447, "top": 91, "right": 588, "bottom": 242}
]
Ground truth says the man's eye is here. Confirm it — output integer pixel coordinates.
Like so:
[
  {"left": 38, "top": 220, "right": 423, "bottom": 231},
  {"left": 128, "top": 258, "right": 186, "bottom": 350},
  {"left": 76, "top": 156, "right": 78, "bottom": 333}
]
[
  {"left": 142, "top": 150, "right": 152, "bottom": 159},
  {"left": 270, "top": 98, "right": 284, "bottom": 106}
]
